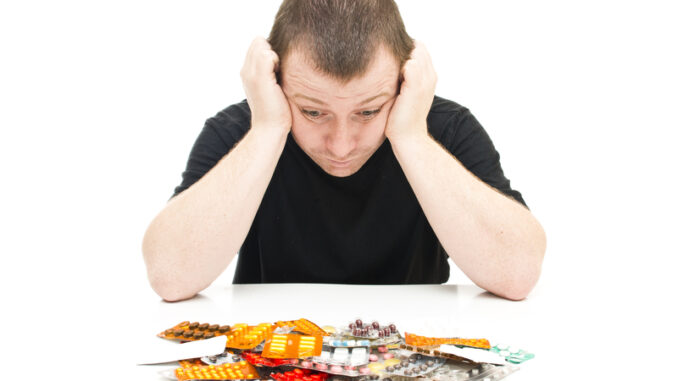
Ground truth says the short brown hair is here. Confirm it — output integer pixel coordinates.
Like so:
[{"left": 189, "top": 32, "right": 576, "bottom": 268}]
[{"left": 268, "top": 0, "right": 414, "bottom": 82}]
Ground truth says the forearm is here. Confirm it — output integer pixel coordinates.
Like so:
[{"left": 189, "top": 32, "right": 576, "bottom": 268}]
[
  {"left": 391, "top": 132, "right": 546, "bottom": 300},
  {"left": 142, "top": 127, "right": 288, "bottom": 301}
]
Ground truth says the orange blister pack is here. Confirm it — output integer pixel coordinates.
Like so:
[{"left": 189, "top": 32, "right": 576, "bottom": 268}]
[
  {"left": 226, "top": 322, "right": 275, "bottom": 349},
  {"left": 262, "top": 333, "right": 323, "bottom": 359},
  {"left": 275, "top": 318, "right": 329, "bottom": 337},
  {"left": 404, "top": 333, "right": 491, "bottom": 349},
  {"left": 175, "top": 360, "right": 259, "bottom": 381},
  {"left": 159, "top": 321, "right": 231, "bottom": 341}
]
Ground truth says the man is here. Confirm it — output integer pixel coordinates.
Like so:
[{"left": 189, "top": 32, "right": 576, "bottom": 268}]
[{"left": 142, "top": 0, "right": 546, "bottom": 302}]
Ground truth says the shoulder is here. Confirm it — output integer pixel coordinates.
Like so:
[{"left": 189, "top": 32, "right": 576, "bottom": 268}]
[
  {"left": 426, "top": 96, "right": 484, "bottom": 151},
  {"left": 204, "top": 99, "right": 252, "bottom": 140},
  {"left": 426, "top": 96, "right": 473, "bottom": 141}
]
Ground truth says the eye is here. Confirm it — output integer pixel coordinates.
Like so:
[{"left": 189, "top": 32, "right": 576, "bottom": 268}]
[
  {"left": 359, "top": 109, "right": 381, "bottom": 119},
  {"left": 301, "top": 109, "right": 323, "bottom": 119}
]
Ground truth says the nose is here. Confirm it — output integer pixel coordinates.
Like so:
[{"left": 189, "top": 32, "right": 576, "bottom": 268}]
[{"left": 326, "top": 120, "right": 355, "bottom": 160}]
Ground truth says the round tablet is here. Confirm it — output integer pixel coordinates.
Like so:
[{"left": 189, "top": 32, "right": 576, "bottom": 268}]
[{"left": 315, "top": 362, "right": 328, "bottom": 370}]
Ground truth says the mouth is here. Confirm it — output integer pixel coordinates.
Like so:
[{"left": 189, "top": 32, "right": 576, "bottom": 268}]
[{"left": 328, "top": 159, "right": 352, "bottom": 168}]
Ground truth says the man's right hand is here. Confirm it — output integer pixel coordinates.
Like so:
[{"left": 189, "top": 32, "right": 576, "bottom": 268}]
[{"left": 240, "top": 37, "right": 292, "bottom": 132}]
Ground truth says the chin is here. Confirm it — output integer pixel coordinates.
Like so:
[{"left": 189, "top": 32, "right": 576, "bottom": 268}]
[{"left": 322, "top": 165, "right": 361, "bottom": 177}]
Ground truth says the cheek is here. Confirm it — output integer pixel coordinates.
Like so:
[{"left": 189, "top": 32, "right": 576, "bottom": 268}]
[
  {"left": 291, "top": 113, "right": 324, "bottom": 150},
  {"left": 358, "top": 113, "right": 389, "bottom": 145}
]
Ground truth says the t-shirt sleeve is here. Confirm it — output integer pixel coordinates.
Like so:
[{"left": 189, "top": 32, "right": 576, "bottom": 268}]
[
  {"left": 172, "top": 101, "right": 252, "bottom": 198},
  {"left": 433, "top": 106, "right": 527, "bottom": 208}
]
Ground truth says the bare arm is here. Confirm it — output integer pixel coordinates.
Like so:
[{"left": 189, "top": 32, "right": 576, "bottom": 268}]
[
  {"left": 391, "top": 135, "right": 545, "bottom": 300},
  {"left": 386, "top": 43, "right": 546, "bottom": 300},
  {"left": 142, "top": 38, "right": 291, "bottom": 301}
]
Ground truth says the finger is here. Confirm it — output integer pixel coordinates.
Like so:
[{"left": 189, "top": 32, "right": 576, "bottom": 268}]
[{"left": 270, "top": 50, "right": 280, "bottom": 73}]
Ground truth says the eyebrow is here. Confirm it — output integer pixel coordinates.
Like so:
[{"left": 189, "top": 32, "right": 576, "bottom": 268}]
[
  {"left": 293, "top": 94, "right": 327, "bottom": 106},
  {"left": 357, "top": 92, "right": 390, "bottom": 106},
  {"left": 293, "top": 91, "right": 391, "bottom": 107}
]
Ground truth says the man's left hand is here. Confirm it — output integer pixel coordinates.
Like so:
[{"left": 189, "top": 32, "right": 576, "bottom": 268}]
[{"left": 385, "top": 41, "right": 437, "bottom": 143}]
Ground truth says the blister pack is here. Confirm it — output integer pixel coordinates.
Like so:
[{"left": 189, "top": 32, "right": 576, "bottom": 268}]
[
  {"left": 242, "top": 351, "right": 300, "bottom": 368},
  {"left": 201, "top": 351, "right": 245, "bottom": 366},
  {"left": 262, "top": 333, "right": 323, "bottom": 358},
  {"left": 271, "top": 368, "right": 330, "bottom": 381},
  {"left": 398, "top": 344, "right": 474, "bottom": 364},
  {"left": 159, "top": 321, "right": 231, "bottom": 341},
  {"left": 490, "top": 344, "right": 534, "bottom": 364},
  {"left": 405, "top": 333, "right": 491, "bottom": 350},
  {"left": 345, "top": 319, "right": 398, "bottom": 339},
  {"left": 326, "top": 338, "right": 372, "bottom": 347},
  {"left": 424, "top": 362, "right": 519, "bottom": 381},
  {"left": 336, "top": 319, "right": 403, "bottom": 347},
  {"left": 275, "top": 318, "right": 329, "bottom": 337},
  {"left": 174, "top": 360, "right": 259, "bottom": 381},
  {"left": 227, "top": 323, "right": 275, "bottom": 349},
  {"left": 295, "top": 345, "right": 411, "bottom": 377},
  {"left": 298, "top": 346, "right": 370, "bottom": 376},
  {"left": 377, "top": 350, "right": 446, "bottom": 378}
]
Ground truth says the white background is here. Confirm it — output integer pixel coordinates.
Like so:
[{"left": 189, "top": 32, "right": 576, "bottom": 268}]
[{"left": 1, "top": 0, "right": 677, "bottom": 379}]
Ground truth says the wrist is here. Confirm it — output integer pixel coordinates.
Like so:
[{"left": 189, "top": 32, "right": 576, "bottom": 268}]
[
  {"left": 387, "top": 123, "right": 430, "bottom": 150},
  {"left": 247, "top": 124, "right": 290, "bottom": 151},
  {"left": 389, "top": 129, "right": 433, "bottom": 159}
]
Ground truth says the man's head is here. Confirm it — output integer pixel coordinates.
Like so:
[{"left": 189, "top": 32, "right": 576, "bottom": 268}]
[{"left": 268, "top": 0, "right": 414, "bottom": 177}]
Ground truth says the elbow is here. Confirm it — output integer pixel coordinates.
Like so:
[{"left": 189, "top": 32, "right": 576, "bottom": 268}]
[
  {"left": 148, "top": 273, "right": 198, "bottom": 302},
  {"left": 490, "top": 229, "right": 547, "bottom": 301},
  {"left": 493, "top": 278, "right": 537, "bottom": 301},
  {"left": 142, "top": 226, "right": 199, "bottom": 302},
  {"left": 488, "top": 268, "right": 541, "bottom": 301}
]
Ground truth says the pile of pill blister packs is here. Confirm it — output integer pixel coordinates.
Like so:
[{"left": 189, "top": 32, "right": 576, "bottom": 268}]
[{"left": 153, "top": 318, "right": 533, "bottom": 381}]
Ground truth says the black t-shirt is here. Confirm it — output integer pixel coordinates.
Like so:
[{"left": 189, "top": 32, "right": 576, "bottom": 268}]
[{"left": 173, "top": 96, "right": 525, "bottom": 284}]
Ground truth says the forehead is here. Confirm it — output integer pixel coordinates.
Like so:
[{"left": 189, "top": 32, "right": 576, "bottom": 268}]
[{"left": 281, "top": 46, "right": 400, "bottom": 102}]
